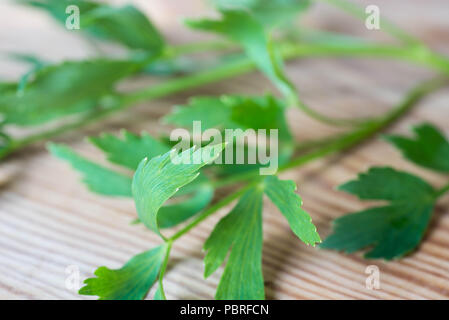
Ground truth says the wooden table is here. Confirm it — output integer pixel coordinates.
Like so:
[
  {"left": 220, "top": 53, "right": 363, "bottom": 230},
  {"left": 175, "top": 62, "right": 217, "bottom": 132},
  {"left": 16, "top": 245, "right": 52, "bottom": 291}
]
[{"left": 1, "top": 0, "right": 449, "bottom": 299}]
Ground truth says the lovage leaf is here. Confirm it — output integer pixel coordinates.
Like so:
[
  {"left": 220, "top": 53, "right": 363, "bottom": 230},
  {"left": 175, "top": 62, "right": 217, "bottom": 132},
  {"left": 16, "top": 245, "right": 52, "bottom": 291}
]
[
  {"left": 384, "top": 123, "right": 449, "bottom": 173},
  {"left": 338, "top": 166, "right": 435, "bottom": 201},
  {"left": 264, "top": 175, "right": 320, "bottom": 245},
  {"left": 186, "top": 9, "right": 297, "bottom": 102},
  {"left": 79, "top": 245, "right": 167, "bottom": 300},
  {"left": 164, "top": 94, "right": 293, "bottom": 176},
  {"left": 89, "top": 130, "right": 170, "bottom": 170},
  {"left": 204, "top": 187, "right": 264, "bottom": 300},
  {"left": 132, "top": 144, "right": 224, "bottom": 237},
  {"left": 0, "top": 59, "right": 137, "bottom": 126},
  {"left": 157, "top": 181, "right": 214, "bottom": 229},
  {"left": 321, "top": 167, "right": 437, "bottom": 259},
  {"left": 132, "top": 175, "right": 215, "bottom": 229},
  {"left": 213, "top": 143, "right": 294, "bottom": 177},
  {"left": 48, "top": 143, "right": 132, "bottom": 197},
  {"left": 22, "top": 0, "right": 165, "bottom": 53},
  {"left": 51, "top": 135, "right": 215, "bottom": 227},
  {"left": 0, "top": 82, "right": 17, "bottom": 94},
  {"left": 164, "top": 96, "right": 231, "bottom": 130},
  {"left": 164, "top": 94, "right": 292, "bottom": 141},
  {"left": 21, "top": 0, "right": 99, "bottom": 22},
  {"left": 82, "top": 4, "right": 165, "bottom": 53},
  {"left": 227, "top": 95, "right": 292, "bottom": 141}
]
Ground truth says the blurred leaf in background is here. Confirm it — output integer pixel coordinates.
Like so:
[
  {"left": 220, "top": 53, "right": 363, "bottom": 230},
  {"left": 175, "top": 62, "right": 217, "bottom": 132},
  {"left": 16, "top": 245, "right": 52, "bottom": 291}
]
[
  {"left": 0, "top": 59, "right": 137, "bottom": 126},
  {"left": 21, "top": 0, "right": 165, "bottom": 54}
]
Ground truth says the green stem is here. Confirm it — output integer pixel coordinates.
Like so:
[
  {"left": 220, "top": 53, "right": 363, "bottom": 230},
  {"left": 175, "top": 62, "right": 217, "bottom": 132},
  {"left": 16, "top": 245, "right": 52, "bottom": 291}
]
[
  {"left": 280, "top": 76, "right": 448, "bottom": 171},
  {"left": 281, "top": 42, "right": 449, "bottom": 76},
  {"left": 210, "top": 170, "right": 261, "bottom": 189},
  {"left": 294, "top": 97, "right": 373, "bottom": 127},
  {"left": 156, "top": 241, "right": 172, "bottom": 300},
  {"left": 294, "top": 134, "right": 349, "bottom": 151},
  {"left": 123, "top": 57, "right": 254, "bottom": 105}
]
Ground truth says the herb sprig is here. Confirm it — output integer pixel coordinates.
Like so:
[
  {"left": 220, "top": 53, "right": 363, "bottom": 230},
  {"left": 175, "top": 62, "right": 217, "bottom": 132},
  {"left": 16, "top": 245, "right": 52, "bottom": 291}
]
[
  {"left": 7, "top": 0, "right": 449, "bottom": 299},
  {"left": 49, "top": 78, "right": 446, "bottom": 299}
]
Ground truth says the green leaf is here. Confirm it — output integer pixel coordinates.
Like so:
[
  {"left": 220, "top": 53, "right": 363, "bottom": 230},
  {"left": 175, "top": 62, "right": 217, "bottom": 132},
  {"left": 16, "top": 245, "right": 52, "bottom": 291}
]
[
  {"left": 157, "top": 181, "right": 214, "bottom": 228},
  {"left": 215, "top": 143, "right": 294, "bottom": 177},
  {"left": 164, "top": 94, "right": 292, "bottom": 141},
  {"left": 79, "top": 245, "right": 167, "bottom": 300},
  {"left": 338, "top": 166, "right": 435, "bottom": 201},
  {"left": 21, "top": 0, "right": 99, "bottom": 22},
  {"left": 164, "top": 94, "right": 293, "bottom": 177},
  {"left": 211, "top": 0, "right": 311, "bottom": 27},
  {"left": 228, "top": 95, "right": 291, "bottom": 140},
  {"left": 132, "top": 144, "right": 224, "bottom": 237},
  {"left": 204, "top": 187, "right": 264, "bottom": 300},
  {"left": 264, "top": 175, "right": 320, "bottom": 245},
  {"left": 384, "top": 123, "right": 449, "bottom": 173},
  {"left": 51, "top": 136, "right": 215, "bottom": 227},
  {"left": 133, "top": 175, "right": 215, "bottom": 229},
  {"left": 0, "top": 59, "right": 137, "bottom": 126},
  {"left": 22, "top": 1, "right": 165, "bottom": 53},
  {"left": 321, "top": 167, "right": 436, "bottom": 259},
  {"left": 48, "top": 143, "right": 132, "bottom": 197},
  {"left": 164, "top": 96, "right": 231, "bottom": 130},
  {"left": 82, "top": 5, "right": 165, "bottom": 53},
  {"left": 89, "top": 130, "right": 170, "bottom": 170},
  {"left": 0, "top": 82, "right": 17, "bottom": 94},
  {"left": 186, "top": 10, "right": 297, "bottom": 102}
]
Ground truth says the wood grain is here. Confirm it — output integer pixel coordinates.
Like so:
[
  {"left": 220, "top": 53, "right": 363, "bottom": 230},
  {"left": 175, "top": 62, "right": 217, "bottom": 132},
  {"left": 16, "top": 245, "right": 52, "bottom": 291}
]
[{"left": 1, "top": 0, "right": 449, "bottom": 300}]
